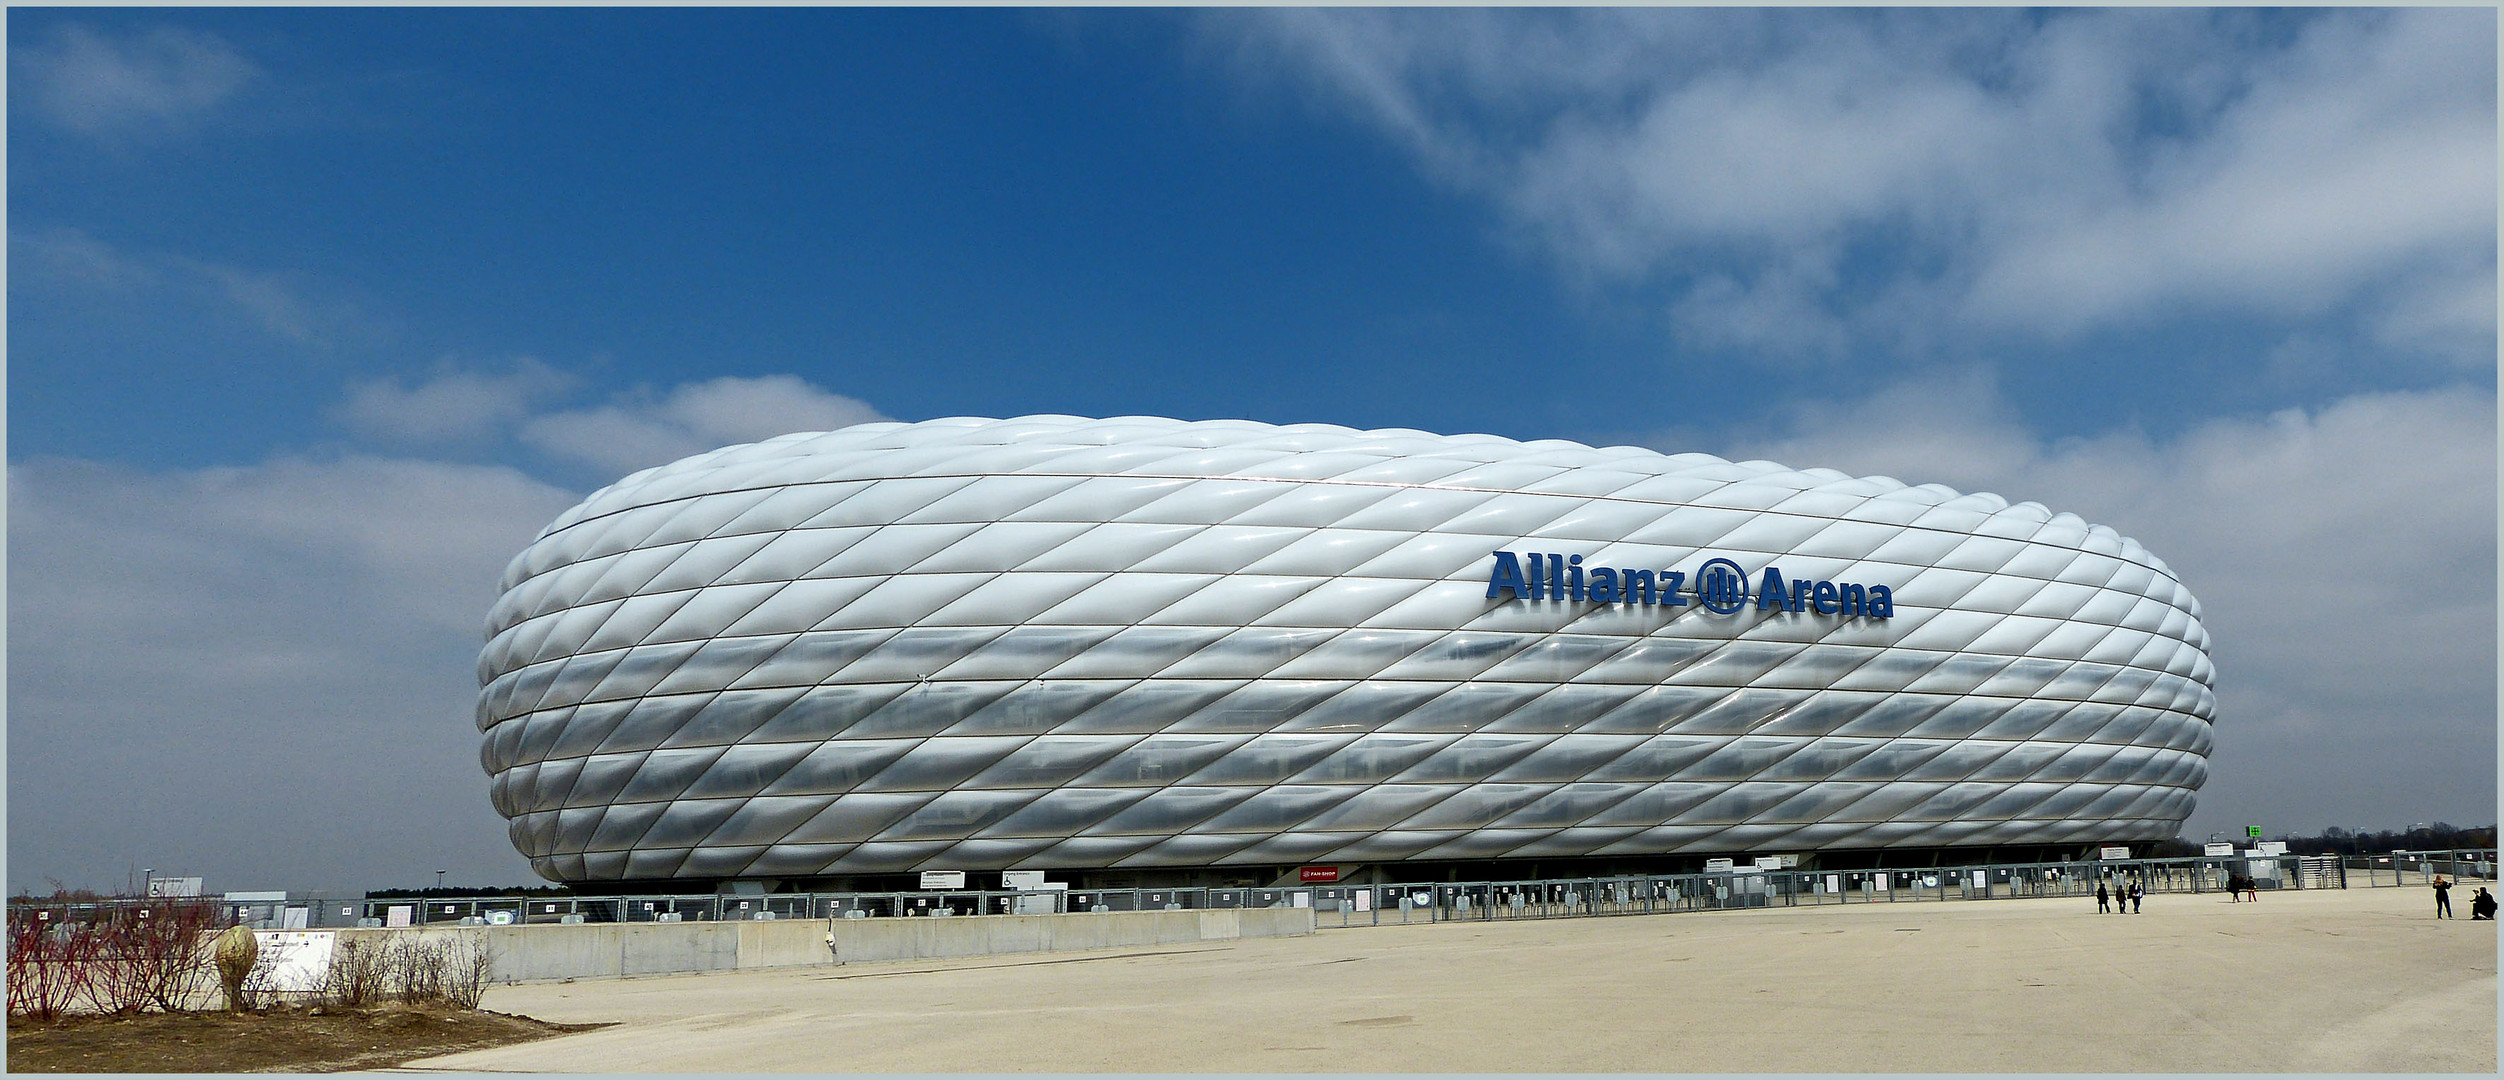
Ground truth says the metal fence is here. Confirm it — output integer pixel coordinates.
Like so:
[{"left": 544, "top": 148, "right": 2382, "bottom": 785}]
[{"left": 25, "top": 848, "right": 2490, "bottom": 934}]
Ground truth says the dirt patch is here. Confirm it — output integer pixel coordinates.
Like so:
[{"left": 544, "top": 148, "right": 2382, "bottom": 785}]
[{"left": 6, "top": 1004, "right": 607, "bottom": 1073}]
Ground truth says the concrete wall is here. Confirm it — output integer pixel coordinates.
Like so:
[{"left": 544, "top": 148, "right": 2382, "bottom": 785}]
[{"left": 346, "top": 907, "right": 1312, "bottom": 985}]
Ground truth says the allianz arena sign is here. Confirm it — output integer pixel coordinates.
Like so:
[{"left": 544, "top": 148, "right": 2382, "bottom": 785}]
[
  {"left": 1485, "top": 551, "right": 1896, "bottom": 618},
  {"left": 477, "top": 416, "right": 2212, "bottom": 884}
]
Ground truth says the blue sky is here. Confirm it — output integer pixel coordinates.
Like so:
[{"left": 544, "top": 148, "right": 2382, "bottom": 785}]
[{"left": 9, "top": 9, "right": 2494, "bottom": 892}]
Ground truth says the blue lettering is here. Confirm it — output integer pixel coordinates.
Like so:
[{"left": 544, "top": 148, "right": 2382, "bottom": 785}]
[
  {"left": 1812, "top": 580, "right": 1839, "bottom": 615},
  {"left": 1623, "top": 569, "right": 1656, "bottom": 605},
  {"left": 1868, "top": 585, "right": 1895, "bottom": 619},
  {"left": 1837, "top": 583, "right": 1866, "bottom": 616},
  {"left": 1588, "top": 567, "right": 1619, "bottom": 604},
  {"left": 1660, "top": 570, "right": 1687, "bottom": 607},
  {"left": 1567, "top": 554, "right": 1585, "bottom": 601},
  {"left": 1487, "top": 551, "right": 1530, "bottom": 600},
  {"left": 1756, "top": 568, "right": 1788, "bottom": 611}
]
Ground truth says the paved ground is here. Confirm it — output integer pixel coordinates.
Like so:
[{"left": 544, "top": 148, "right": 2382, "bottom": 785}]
[{"left": 407, "top": 886, "right": 2494, "bottom": 1073}]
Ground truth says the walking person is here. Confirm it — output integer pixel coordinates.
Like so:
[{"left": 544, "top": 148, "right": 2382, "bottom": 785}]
[
  {"left": 2129, "top": 881, "right": 2144, "bottom": 914},
  {"left": 2226, "top": 873, "right": 2242, "bottom": 901},
  {"left": 2096, "top": 882, "right": 2110, "bottom": 913},
  {"left": 2433, "top": 876, "right": 2453, "bottom": 919}
]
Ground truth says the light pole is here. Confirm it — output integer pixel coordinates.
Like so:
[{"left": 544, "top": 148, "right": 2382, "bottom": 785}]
[
  {"left": 142, "top": 867, "right": 154, "bottom": 898},
  {"left": 436, "top": 870, "right": 447, "bottom": 892}
]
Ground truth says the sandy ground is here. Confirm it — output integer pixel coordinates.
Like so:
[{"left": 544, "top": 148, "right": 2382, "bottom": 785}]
[{"left": 403, "top": 886, "right": 2495, "bottom": 1073}]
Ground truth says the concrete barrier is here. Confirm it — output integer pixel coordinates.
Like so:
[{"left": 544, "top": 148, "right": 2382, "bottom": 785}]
[{"left": 351, "top": 907, "right": 1312, "bottom": 985}]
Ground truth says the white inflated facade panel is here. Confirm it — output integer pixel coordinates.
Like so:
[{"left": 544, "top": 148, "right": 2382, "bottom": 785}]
[{"left": 478, "top": 416, "right": 2215, "bottom": 882}]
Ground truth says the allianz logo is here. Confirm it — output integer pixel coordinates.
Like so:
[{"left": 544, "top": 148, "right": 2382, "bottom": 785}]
[{"left": 1486, "top": 550, "right": 1896, "bottom": 619}]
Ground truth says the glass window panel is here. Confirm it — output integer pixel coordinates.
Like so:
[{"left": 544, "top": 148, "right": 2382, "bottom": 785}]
[
  {"left": 1169, "top": 680, "right": 1353, "bottom": 734},
  {"left": 1579, "top": 735, "right": 1730, "bottom": 782},
  {"left": 1755, "top": 738, "right": 1887, "bottom": 781},
  {"left": 1671, "top": 688, "right": 1810, "bottom": 735},
  {"left": 783, "top": 793, "right": 936, "bottom": 844},
  {"left": 1828, "top": 695, "right": 1953, "bottom": 738},
  {"left": 1196, "top": 785, "right": 1364, "bottom": 833},
  {"left": 1087, "top": 787, "right": 1259, "bottom": 836},
  {"left": 590, "top": 693, "right": 721, "bottom": 755},
  {"left": 700, "top": 796, "right": 829, "bottom": 848},
  {"left": 941, "top": 681, "right": 1128, "bottom": 737},
  {"left": 743, "top": 683, "right": 912, "bottom": 743},
  {"left": 1574, "top": 686, "right": 1725, "bottom": 735},
  {"left": 872, "top": 790, "right": 1041, "bottom": 841},
  {"left": 1903, "top": 740, "right": 2018, "bottom": 781},
  {"left": 1379, "top": 683, "right": 1549, "bottom": 733},
  {"left": 843, "top": 682, "right": 1016, "bottom": 739},
  {"left": 1753, "top": 692, "right": 1876, "bottom": 736},
  {"left": 836, "top": 626, "right": 1011, "bottom": 683},
  {"left": 612, "top": 746, "right": 728, "bottom": 803},
  {"left": 681, "top": 742, "right": 819, "bottom": 799},
  {"left": 1390, "top": 734, "right": 1555, "bottom": 783},
  {"left": 657, "top": 687, "right": 810, "bottom": 749},
  {"left": 1051, "top": 680, "right": 1243, "bottom": 735},
  {"left": 586, "top": 801, "right": 670, "bottom": 851},
  {"left": 1486, "top": 734, "right": 1651, "bottom": 783},
  {"left": 1179, "top": 733, "right": 1362, "bottom": 786},
  {"left": 1052, "top": 732, "right": 1243, "bottom": 787},
  {"left": 1269, "top": 681, "right": 1449, "bottom": 733},
  {"left": 1482, "top": 684, "right": 1644, "bottom": 734},
  {"left": 1493, "top": 782, "right": 1649, "bottom": 828},
  {"left": 1302, "top": 736, "right": 1462, "bottom": 786},
  {"left": 1669, "top": 782, "right": 1812, "bottom": 824},
  {"left": 1671, "top": 736, "right": 1808, "bottom": 782},
  {"left": 978, "top": 787, "right": 1155, "bottom": 838},
  {"left": 852, "top": 736, "right": 1029, "bottom": 792},
  {"left": 760, "top": 739, "right": 918, "bottom": 796},
  {"left": 724, "top": 628, "right": 898, "bottom": 689},
  {"left": 1393, "top": 783, "right": 1552, "bottom": 829},
  {"left": 563, "top": 752, "right": 651, "bottom": 808},
  {"left": 636, "top": 799, "right": 745, "bottom": 848},
  {"left": 935, "top": 626, "right": 1124, "bottom": 681},
  {"left": 1293, "top": 785, "right": 1465, "bottom": 832},
  {"left": 965, "top": 735, "right": 1145, "bottom": 788},
  {"left": 1368, "top": 631, "right": 1532, "bottom": 682}
]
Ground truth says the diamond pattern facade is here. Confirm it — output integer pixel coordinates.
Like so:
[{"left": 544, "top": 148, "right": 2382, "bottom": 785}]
[{"left": 479, "top": 416, "right": 2215, "bottom": 883}]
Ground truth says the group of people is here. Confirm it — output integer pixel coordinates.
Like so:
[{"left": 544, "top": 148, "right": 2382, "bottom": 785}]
[
  {"left": 2224, "top": 873, "right": 2262, "bottom": 901},
  {"left": 2093, "top": 880, "right": 2141, "bottom": 913},
  {"left": 2430, "top": 877, "right": 2498, "bottom": 920}
]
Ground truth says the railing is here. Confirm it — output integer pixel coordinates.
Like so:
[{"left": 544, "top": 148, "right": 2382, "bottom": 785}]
[{"left": 29, "top": 849, "right": 2485, "bottom": 934}]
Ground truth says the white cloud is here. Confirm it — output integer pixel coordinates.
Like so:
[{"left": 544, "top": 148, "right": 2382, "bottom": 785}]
[
  {"left": 1710, "top": 380, "right": 2497, "bottom": 835},
  {"left": 12, "top": 24, "right": 259, "bottom": 138},
  {"left": 7, "top": 456, "right": 584, "bottom": 893},
  {"left": 519, "top": 375, "right": 890, "bottom": 477},
  {"left": 1213, "top": 9, "right": 2496, "bottom": 364},
  {"left": 11, "top": 227, "right": 338, "bottom": 346},
  {"left": 335, "top": 359, "right": 581, "bottom": 446}
]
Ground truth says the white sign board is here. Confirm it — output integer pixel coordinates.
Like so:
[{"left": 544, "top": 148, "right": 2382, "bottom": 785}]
[
  {"left": 147, "top": 877, "right": 204, "bottom": 898},
  {"left": 2098, "top": 846, "right": 2131, "bottom": 861},
  {"left": 920, "top": 871, "right": 967, "bottom": 890},
  {"left": 251, "top": 931, "right": 336, "bottom": 992},
  {"left": 2255, "top": 841, "right": 2288, "bottom": 856},
  {"left": 1753, "top": 857, "right": 1783, "bottom": 871},
  {"left": 1001, "top": 871, "right": 1047, "bottom": 891},
  {"left": 1704, "top": 858, "right": 1736, "bottom": 873},
  {"left": 2204, "top": 843, "right": 2235, "bottom": 857}
]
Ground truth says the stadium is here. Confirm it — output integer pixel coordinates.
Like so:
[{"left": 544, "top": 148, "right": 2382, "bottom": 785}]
[{"left": 476, "top": 416, "right": 2215, "bottom": 890}]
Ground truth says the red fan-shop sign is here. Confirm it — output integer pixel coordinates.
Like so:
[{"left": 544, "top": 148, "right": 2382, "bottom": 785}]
[{"left": 1298, "top": 866, "right": 1340, "bottom": 882}]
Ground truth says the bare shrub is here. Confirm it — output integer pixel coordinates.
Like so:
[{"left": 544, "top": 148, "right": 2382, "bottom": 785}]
[
  {"left": 321, "top": 935, "right": 392, "bottom": 1008},
  {"left": 232, "top": 940, "right": 291, "bottom": 1011},
  {"left": 7, "top": 911, "right": 96, "bottom": 1020},
  {"left": 83, "top": 901, "right": 225, "bottom": 1014}
]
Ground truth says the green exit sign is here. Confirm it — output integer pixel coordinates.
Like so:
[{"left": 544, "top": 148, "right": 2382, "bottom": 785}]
[{"left": 2246, "top": 825, "right": 2263, "bottom": 838}]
